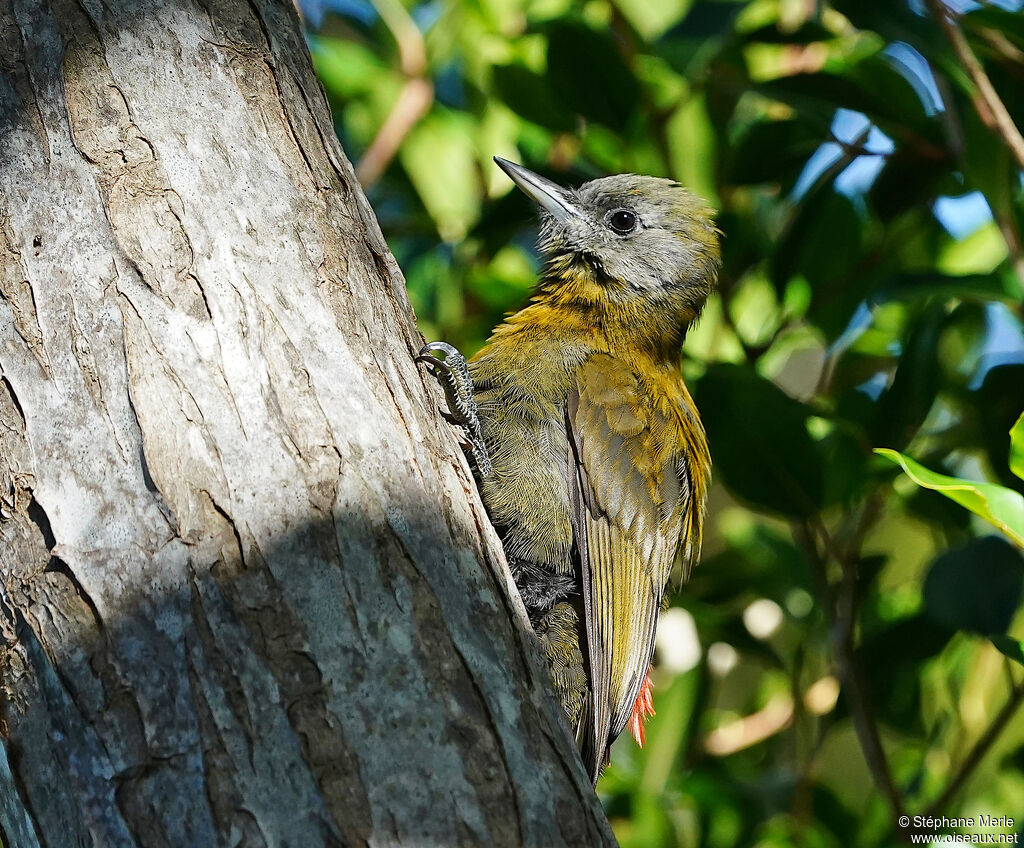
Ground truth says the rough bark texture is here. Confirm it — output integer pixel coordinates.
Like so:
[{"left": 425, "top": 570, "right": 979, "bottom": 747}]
[{"left": 0, "top": 1, "right": 615, "bottom": 845}]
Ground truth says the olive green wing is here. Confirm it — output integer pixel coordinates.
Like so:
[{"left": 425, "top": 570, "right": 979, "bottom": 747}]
[{"left": 567, "top": 354, "right": 697, "bottom": 782}]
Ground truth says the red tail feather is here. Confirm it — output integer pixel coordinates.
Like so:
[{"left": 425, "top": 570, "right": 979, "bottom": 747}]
[{"left": 628, "top": 670, "right": 656, "bottom": 747}]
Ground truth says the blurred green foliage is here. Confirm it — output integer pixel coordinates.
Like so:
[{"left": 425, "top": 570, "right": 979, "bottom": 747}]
[{"left": 303, "top": 0, "right": 1024, "bottom": 843}]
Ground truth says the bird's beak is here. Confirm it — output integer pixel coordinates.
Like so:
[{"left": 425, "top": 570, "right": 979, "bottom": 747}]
[{"left": 494, "top": 157, "right": 581, "bottom": 224}]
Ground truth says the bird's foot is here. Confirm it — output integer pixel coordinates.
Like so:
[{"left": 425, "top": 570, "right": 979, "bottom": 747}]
[{"left": 416, "top": 341, "right": 493, "bottom": 477}]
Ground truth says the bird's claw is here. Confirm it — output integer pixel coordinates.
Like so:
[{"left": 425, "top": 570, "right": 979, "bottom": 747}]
[{"left": 417, "top": 341, "right": 493, "bottom": 477}]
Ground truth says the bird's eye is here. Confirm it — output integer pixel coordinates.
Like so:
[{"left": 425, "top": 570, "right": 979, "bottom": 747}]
[{"left": 608, "top": 209, "right": 638, "bottom": 234}]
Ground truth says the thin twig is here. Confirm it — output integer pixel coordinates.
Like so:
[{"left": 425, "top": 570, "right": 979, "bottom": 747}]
[
  {"left": 832, "top": 541, "right": 908, "bottom": 823},
  {"left": 927, "top": 45, "right": 1024, "bottom": 307},
  {"left": 925, "top": 681, "right": 1024, "bottom": 815},
  {"left": 827, "top": 132, "right": 892, "bottom": 160},
  {"left": 774, "top": 126, "right": 871, "bottom": 257},
  {"left": 924, "top": 0, "right": 1024, "bottom": 170},
  {"left": 976, "top": 27, "right": 1024, "bottom": 73},
  {"left": 356, "top": 78, "right": 433, "bottom": 187},
  {"left": 799, "top": 497, "right": 908, "bottom": 830},
  {"left": 355, "top": 0, "right": 434, "bottom": 187}
]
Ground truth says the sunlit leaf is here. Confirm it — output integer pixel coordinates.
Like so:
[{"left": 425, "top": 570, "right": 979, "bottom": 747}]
[
  {"left": 613, "top": 0, "right": 690, "bottom": 41},
  {"left": 309, "top": 35, "right": 389, "bottom": 97},
  {"left": 937, "top": 222, "right": 1008, "bottom": 275},
  {"left": 399, "top": 112, "right": 481, "bottom": 242},
  {"left": 874, "top": 448, "right": 1024, "bottom": 547},
  {"left": 1010, "top": 412, "right": 1024, "bottom": 482},
  {"left": 667, "top": 94, "right": 720, "bottom": 205},
  {"left": 830, "top": 0, "right": 947, "bottom": 60}
]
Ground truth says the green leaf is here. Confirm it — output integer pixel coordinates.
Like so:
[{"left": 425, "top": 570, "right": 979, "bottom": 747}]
[
  {"left": 666, "top": 94, "right": 719, "bottom": 206},
  {"left": 695, "top": 364, "right": 825, "bottom": 518},
  {"left": 855, "top": 614, "right": 952, "bottom": 729},
  {"left": 873, "top": 271, "right": 1024, "bottom": 305},
  {"left": 923, "top": 537, "right": 1024, "bottom": 635},
  {"left": 957, "top": 92, "right": 1015, "bottom": 219},
  {"left": 990, "top": 635, "right": 1024, "bottom": 667},
  {"left": 830, "top": 0, "right": 948, "bottom": 62},
  {"left": 774, "top": 191, "right": 867, "bottom": 340},
  {"left": 757, "top": 72, "right": 873, "bottom": 126},
  {"left": 974, "top": 365, "right": 1024, "bottom": 490},
  {"left": 729, "top": 118, "right": 824, "bottom": 187},
  {"left": 847, "top": 55, "right": 936, "bottom": 138},
  {"left": 869, "top": 303, "right": 945, "bottom": 450},
  {"left": 613, "top": 0, "right": 689, "bottom": 41},
  {"left": 657, "top": 1, "right": 743, "bottom": 80},
  {"left": 1010, "top": 412, "right": 1024, "bottom": 482},
  {"left": 743, "top": 21, "right": 835, "bottom": 45},
  {"left": 817, "top": 427, "right": 869, "bottom": 508},
  {"left": 937, "top": 222, "right": 1009, "bottom": 276},
  {"left": 546, "top": 21, "right": 640, "bottom": 130},
  {"left": 875, "top": 448, "right": 1024, "bottom": 547},
  {"left": 309, "top": 36, "right": 390, "bottom": 98},
  {"left": 399, "top": 112, "right": 481, "bottom": 242},
  {"left": 868, "top": 149, "right": 955, "bottom": 223},
  {"left": 491, "top": 64, "right": 575, "bottom": 131},
  {"left": 757, "top": 55, "right": 940, "bottom": 142}
]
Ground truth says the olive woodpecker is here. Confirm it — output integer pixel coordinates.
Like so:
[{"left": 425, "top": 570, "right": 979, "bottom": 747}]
[{"left": 419, "top": 157, "right": 719, "bottom": 783}]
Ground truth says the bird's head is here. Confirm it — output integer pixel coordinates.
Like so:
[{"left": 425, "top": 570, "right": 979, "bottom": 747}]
[{"left": 495, "top": 157, "right": 721, "bottom": 330}]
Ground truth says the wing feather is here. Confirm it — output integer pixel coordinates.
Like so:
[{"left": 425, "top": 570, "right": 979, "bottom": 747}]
[{"left": 566, "top": 353, "right": 703, "bottom": 780}]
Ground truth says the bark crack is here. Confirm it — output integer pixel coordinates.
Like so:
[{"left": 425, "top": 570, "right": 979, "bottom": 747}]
[
  {"left": 43, "top": 555, "right": 105, "bottom": 638},
  {"left": 188, "top": 573, "right": 255, "bottom": 758},
  {"left": 0, "top": 375, "right": 26, "bottom": 429},
  {"left": 4, "top": 733, "right": 51, "bottom": 848},
  {"left": 383, "top": 523, "right": 524, "bottom": 846},
  {"left": 0, "top": 215, "right": 51, "bottom": 376},
  {"left": 449, "top": 638, "right": 525, "bottom": 845},
  {"left": 201, "top": 489, "right": 245, "bottom": 567}
]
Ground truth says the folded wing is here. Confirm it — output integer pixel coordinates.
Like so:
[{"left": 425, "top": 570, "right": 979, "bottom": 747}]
[{"left": 566, "top": 353, "right": 704, "bottom": 781}]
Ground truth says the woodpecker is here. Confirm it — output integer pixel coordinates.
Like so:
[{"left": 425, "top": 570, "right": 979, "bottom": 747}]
[{"left": 419, "top": 158, "right": 718, "bottom": 783}]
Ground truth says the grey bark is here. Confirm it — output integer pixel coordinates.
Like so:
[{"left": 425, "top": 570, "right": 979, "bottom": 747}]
[{"left": 0, "top": 1, "right": 615, "bottom": 845}]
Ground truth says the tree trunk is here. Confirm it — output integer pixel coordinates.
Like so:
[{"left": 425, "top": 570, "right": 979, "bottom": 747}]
[{"left": 0, "top": 1, "right": 614, "bottom": 845}]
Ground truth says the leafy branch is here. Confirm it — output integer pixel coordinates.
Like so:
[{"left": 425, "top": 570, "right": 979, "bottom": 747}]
[
  {"left": 799, "top": 500, "right": 1024, "bottom": 839},
  {"left": 924, "top": 0, "right": 1024, "bottom": 171},
  {"left": 798, "top": 502, "right": 911, "bottom": 830},
  {"left": 925, "top": 678, "right": 1024, "bottom": 816},
  {"left": 799, "top": 413, "right": 1024, "bottom": 831}
]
